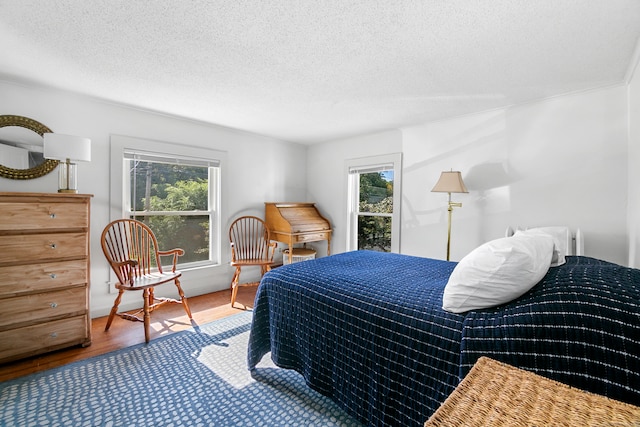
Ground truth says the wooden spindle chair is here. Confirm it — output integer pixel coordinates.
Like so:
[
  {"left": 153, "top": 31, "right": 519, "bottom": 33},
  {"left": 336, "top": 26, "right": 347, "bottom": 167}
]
[
  {"left": 229, "top": 216, "right": 276, "bottom": 308},
  {"left": 101, "top": 219, "right": 193, "bottom": 343}
]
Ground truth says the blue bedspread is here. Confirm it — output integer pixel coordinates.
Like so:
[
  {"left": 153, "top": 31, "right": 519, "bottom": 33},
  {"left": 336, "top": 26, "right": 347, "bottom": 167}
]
[{"left": 247, "top": 251, "right": 640, "bottom": 426}]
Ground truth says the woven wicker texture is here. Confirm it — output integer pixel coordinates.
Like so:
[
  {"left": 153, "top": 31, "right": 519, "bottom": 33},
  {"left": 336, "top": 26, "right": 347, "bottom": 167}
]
[{"left": 425, "top": 357, "right": 640, "bottom": 427}]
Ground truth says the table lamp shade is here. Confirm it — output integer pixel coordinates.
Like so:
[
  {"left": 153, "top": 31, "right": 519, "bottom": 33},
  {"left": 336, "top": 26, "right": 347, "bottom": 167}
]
[
  {"left": 43, "top": 133, "right": 91, "bottom": 162},
  {"left": 43, "top": 133, "right": 91, "bottom": 193}
]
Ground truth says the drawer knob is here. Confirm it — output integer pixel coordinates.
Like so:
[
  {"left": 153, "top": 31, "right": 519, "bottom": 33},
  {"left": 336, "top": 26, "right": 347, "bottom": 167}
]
[
  {"left": 50, "top": 302, "right": 58, "bottom": 308},
  {"left": 50, "top": 273, "right": 57, "bottom": 279},
  {"left": 50, "top": 213, "right": 57, "bottom": 219},
  {"left": 50, "top": 332, "right": 58, "bottom": 338},
  {"left": 50, "top": 243, "right": 57, "bottom": 249}
]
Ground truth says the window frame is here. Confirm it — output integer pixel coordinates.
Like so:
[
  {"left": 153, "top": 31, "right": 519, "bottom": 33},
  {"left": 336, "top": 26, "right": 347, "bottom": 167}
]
[
  {"left": 345, "top": 153, "right": 402, "bottom": 253},
  {"left": 109, "top": 135, "right": 226, "bottom": 273}
]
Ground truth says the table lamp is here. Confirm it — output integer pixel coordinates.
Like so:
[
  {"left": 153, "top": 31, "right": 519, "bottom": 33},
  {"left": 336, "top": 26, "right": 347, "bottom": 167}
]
[{"left": 43, "top": 133, "right": 91, "bottom": 193}]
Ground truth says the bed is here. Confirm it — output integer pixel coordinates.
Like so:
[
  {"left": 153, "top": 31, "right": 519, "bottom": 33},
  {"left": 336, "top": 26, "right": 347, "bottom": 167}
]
[{"left": 247, "top": 239, "right": 640, "bottom": 426}]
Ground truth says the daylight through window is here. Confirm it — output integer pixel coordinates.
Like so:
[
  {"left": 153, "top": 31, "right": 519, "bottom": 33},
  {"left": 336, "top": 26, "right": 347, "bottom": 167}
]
[
  {"left": 124, "top": 150, "right": 220, "bottom": 268},
  {"left": 346, "top": 153, "right": 402, "bottom": 253}
]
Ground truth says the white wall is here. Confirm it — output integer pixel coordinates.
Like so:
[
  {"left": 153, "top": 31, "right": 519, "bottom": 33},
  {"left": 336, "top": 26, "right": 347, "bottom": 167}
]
[
  {"left": 306, "top": 129, "right": 403, "bottom": 256},
  {"left": 405, "top": 86, "right": 629, "bottom": 264},
  {"left": 309, "top": 85, "right": 630, "bottom": 266},
  {"left": 0, "top": 80, "right": 307, "bottom": 317},
  {"left": 628, "top": 55, "right": 640, "bottom": 268}
]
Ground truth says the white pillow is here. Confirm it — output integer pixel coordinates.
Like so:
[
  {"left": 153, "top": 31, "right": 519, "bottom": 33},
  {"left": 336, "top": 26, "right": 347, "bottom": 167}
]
[
  {"left": 442, "top": 233, "right": 554, "bottom": 313},
  {"left": 515, "top": 227, "right": 569, "bottom": 266}
]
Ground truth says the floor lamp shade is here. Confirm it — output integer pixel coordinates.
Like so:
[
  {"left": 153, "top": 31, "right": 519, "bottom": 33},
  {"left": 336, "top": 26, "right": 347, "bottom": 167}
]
[
  {"left": 431, "top": 171, "right": 468, "bottom": 261},
  {"left": 431, "top": 171, "right": 468, "bottom": 194},
  {"left": 43, "top": 133, "right": 91, "bottom": 193}
]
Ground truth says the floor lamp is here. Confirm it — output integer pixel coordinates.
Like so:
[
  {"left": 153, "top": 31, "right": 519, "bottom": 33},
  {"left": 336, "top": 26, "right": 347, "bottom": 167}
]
[{"left": 431, "top": 170, "right": 468, "bottom": 261}]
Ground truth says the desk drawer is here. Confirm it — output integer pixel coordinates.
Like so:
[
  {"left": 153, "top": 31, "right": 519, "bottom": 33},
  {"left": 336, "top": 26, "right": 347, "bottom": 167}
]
[
  {"left": 0, "top": 287, "right": 87, "bottom": 330},
  {"left": 0, "top": 233, "right": 87, "bottom": 265},
  {"left": 0, "top": 316, "right": 88, "bottom": 363},
  {"left": 294, "top": 231, "right": 331, "bottom": 243}
]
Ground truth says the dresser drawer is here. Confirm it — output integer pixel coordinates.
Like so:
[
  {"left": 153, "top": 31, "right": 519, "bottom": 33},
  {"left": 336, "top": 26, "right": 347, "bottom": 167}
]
[
  {"left": 0, "top": 233, "right": 87, "bottom": 265},
  {"left": 0, "top": 316, "right": 89, "bottom": 363},
  {"left": 0, "top": 259, "right": 88, "bottom": 298},
  {"left": 0, "top": 201, "right": 88, "bottom": 231},
  {"left": 0, "top": 287, "right": 87, "bottom": 330}
]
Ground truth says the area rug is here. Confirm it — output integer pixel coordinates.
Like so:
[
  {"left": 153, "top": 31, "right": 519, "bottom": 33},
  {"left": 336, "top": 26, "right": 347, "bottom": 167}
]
[{"left": 0, "top": 311, "right": 362, "bottom": 426}]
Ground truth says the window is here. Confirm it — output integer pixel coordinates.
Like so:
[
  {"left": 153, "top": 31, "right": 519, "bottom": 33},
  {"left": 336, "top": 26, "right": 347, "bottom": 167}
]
[
  {"left": 346, "top": 153, "right": 402, "bottom": 252},
  {"left": 110, "top": 135, "right": 224, "bottom": 270}
]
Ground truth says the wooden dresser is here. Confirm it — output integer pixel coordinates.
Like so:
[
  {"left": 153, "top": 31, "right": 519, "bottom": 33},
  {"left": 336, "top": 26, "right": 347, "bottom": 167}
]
[
  {"left": 0, "top": 192, "right": 92, "bottom": 364},
  {"left": 265, "top": 202, "right": 332, "bottom": 264}
]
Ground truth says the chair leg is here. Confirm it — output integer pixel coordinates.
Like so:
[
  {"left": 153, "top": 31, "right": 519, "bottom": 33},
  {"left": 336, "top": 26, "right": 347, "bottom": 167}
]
[
  {"left": 230, "top": 266, "right": 241, "bottom": 308},
  {"left": 142, "top": 288, "right": 151, "bottom": 343},
  {"left": 174, "top": 277, "right": 193, "bottom": 319},
  {"left": 105, "top": 289, "right": 124, "bottom": 331},
  {"left": 149, "top": 287, "right": 155, "bottom": 306}
]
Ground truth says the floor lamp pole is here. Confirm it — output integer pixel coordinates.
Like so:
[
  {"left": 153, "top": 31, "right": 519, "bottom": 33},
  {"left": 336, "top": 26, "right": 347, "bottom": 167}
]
[{"left": 446, "top": 192, "right": 462, "bottom": 262}]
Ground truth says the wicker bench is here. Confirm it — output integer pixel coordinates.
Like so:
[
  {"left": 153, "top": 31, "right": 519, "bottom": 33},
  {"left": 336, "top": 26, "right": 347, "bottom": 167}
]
[{"left": 425, "top": 357, "right": 640, "bottom": 426}]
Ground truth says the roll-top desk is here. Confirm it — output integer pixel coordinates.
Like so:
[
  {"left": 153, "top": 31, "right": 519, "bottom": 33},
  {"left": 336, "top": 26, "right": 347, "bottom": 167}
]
[
  {"left": 265, "top": 202, "right": 332, "bottom": 264},
  {"left": 0, "top": 192, "right": 92, "bottom": 364}
]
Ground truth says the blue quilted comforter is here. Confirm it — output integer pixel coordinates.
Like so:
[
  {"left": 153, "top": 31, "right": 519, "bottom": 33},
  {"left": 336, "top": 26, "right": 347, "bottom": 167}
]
[{"left": 247, "top": 251, "right": 640, "bottom": 426}]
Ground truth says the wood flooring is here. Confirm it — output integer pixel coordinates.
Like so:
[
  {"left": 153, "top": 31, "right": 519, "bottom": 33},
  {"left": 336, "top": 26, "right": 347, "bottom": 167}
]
[{"left": 0, "top": 284, "right": 258, "bottom": 383}]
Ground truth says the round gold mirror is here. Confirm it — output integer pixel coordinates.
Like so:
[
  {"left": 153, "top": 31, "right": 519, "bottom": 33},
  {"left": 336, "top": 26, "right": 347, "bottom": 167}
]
[{"left": 0, "top": 115, "right": 59, "bottom": 180}]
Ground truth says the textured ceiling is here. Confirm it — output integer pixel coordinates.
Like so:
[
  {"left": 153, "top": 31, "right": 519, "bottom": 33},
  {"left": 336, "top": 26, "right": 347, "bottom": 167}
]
[{"left": 1, "top": 1, "right": 640, "bottom": 144}]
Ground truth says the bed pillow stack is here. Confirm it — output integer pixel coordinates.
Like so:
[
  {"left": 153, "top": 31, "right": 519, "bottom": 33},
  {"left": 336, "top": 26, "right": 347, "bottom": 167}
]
[{"left": 442, "top": 232, "right": 555, "bottom": 313}]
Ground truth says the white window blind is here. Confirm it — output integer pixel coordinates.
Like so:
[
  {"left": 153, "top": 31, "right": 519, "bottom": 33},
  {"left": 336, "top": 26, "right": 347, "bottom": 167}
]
[
  {"left": 348, "top": 163, "right": 394, "bottom": 175},
  {"left": 124, "top": 149, "right": 220, "bottom": 168}
]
